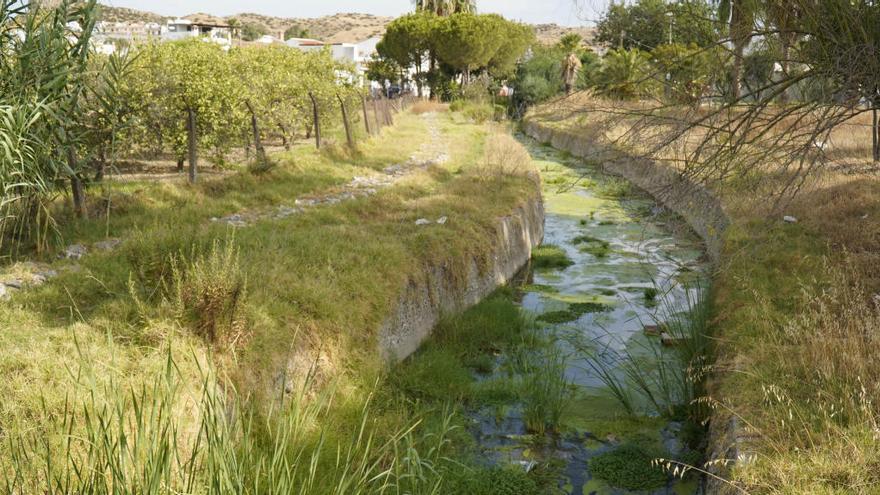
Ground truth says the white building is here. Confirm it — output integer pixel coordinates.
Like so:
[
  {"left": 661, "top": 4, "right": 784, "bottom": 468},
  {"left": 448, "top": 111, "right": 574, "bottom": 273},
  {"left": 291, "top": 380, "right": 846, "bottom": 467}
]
[{"left": 163, "top": 19, "right": 233, "bottom": 46}]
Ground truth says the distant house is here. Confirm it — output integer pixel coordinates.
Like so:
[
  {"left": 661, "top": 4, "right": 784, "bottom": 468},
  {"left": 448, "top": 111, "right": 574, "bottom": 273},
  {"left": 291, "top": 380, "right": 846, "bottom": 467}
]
[
  {"left": 255, "top": 34, "right": 282, "bottom": 45},
  {"left": 163, "top": 19, "right": 233, "bottom": 46},
  {"left": 288, "top": 37, "right": 382, "bottom": 79}
]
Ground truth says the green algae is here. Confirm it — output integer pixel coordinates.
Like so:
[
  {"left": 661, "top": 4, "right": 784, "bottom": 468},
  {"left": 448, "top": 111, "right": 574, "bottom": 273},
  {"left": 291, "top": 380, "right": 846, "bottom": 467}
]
[
  {"left": 536, "top": 301, "right": 612, "bottom": 324},
  {"left": 589, "top": 443, "right": 668, "bottom": 491}
]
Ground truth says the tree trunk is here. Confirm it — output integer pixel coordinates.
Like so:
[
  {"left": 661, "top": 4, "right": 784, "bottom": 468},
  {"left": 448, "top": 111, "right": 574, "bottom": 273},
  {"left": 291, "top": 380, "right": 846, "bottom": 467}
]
[
  {"left": 278, "top": 123, "right": 290, "bottom": 150},
  {"left": 873, "top": 105, "right": 879, "bottom": 163},
  {"left": 177, "top": 157, "right": 184, "bottom": 172},
  {"left": 361, "top": 96, "right": 372, "bottom": 135},
  {"left": 68, "top": 148, "right": 86, "bottom": 219},
  {"left": 338, "top": 94, "right": 355, "bottom": 150},
  {"left": 245, "top": 100, "right": 267, "bottom": 164},
  {"left": 309, "top": 92, "right": 321, "bottom": 149},
  {"left": 186, "top": 107, "right": 198, "bottom": 184},
  {"left": 779, "top": 39, "right": 792, "bottom": 105},
  {"left": 94, "top": 148, "right": 106, "bottom": 181},
  {"left": 731, "top": 43, "right": 744, "bottom": 102}
]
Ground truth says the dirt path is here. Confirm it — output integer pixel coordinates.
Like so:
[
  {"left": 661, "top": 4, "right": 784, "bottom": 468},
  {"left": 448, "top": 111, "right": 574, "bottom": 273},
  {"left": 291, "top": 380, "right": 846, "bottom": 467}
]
[{"left": 211, "top": 112, "right": 449, "bottom": 227}]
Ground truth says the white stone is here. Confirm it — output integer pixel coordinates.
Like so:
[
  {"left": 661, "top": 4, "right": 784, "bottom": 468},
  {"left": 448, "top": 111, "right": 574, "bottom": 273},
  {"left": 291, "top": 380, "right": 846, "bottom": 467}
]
[
  {"left": 63, "top": 244, "right": 87, "bottom": 259},
  {"left": 415, "top": 218, "right": 431, "bottom": 226},
  {"left": 436, "top": 216, "right": 448, "bottom": 225},
  {"left": 783, "top": 215, "right": 798, "bottom": 223}
]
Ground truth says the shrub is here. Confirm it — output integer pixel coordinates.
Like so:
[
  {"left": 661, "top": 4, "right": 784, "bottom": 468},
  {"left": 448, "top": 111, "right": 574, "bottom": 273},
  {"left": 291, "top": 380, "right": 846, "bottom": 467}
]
[
  {"left": 171, "top": 239, "right": 247, "bottom": 345},
  {"left": 462, "top": 103, "right": 494, "bottom": 123}
]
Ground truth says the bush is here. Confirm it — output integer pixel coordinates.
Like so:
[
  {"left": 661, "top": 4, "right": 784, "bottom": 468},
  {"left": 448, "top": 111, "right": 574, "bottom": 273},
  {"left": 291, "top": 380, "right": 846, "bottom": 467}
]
[
  {"left": 172, "top": 239, "right": 247, "bottom": 344},
  {"left": 462, "top": 103, "right": 494, "bottom": 123}
]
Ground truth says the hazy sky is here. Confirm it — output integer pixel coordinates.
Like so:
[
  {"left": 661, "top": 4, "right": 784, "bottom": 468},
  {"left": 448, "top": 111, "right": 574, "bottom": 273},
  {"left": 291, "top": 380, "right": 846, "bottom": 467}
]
[{"left": 102, "top": 0, "right": 610, "bottom": 26}]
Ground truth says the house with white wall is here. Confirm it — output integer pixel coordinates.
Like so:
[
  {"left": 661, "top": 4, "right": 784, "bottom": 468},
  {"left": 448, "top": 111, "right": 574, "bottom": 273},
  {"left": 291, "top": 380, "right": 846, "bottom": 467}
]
[{"left": 163, "top": 19, "right": 233, "bottom": 46}]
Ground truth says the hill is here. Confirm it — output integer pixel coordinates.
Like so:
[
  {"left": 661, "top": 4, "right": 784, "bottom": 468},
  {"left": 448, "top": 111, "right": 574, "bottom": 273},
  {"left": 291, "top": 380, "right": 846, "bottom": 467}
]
[{"left": 97, "top": 4, "right": 593, "bottom": 45}]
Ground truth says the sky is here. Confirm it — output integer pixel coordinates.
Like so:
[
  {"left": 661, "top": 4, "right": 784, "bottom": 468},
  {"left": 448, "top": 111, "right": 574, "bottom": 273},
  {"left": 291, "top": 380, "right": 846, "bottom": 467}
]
[{"left": 103, "top": 0, "right": 611, "bottom": 27}]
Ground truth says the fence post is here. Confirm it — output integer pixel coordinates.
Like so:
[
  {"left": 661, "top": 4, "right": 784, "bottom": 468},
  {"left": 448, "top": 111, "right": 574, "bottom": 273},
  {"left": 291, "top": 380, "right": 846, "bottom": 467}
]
[
  {"left": 186, "top": 107, "right": 198, "bottom": 184},
  {"left": 338, "top": 94, "right": 355, "bottom": 150},
  {"left": 309, "top": 91, "right": 321, "bottom": 149},
  {"left": 372, "top": 98, "right": 382, "bottom": 132},
  {"left": 361, "top": 95, "right": 371, "bottom": 136}
]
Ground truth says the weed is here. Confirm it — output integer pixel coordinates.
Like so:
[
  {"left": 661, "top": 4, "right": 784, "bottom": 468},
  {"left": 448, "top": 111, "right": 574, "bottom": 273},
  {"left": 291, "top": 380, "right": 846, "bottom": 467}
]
[
  {"left": 444, "top": 465, "right": 540, "bottom": 495},
  {"left": 531, "top": 244, "right": 574, "bottom": 269},
  {"left": 171, "top": 238, "right": 247, "bottom": 346},
  {"left": 589, "top": 443, "right": 668, "bottom": 490},
  {"left": 572, "top": 235, "right": 611, "bottom": 258},
  {"left": 537, "top": 302, "right": 611, "bottom": 324},
  {"left": 522, "top": 347, "right": 570, "bottom": 435}
]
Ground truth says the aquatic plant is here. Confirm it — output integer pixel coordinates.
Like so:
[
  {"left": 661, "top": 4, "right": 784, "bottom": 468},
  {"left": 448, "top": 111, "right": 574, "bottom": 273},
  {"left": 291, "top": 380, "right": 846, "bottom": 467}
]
[
  {"left": 444, "top": 465, "right": 539, "bottom": 495},
  {"left": 536, "top": 301, "right": 611, "bottom": 324},
  {"left": 572, "top": 235, "right": 612, "bottom": 258},
  {"left": 589, "top": 443, "right": 668, "bottom": 490},
  {"left": 570, "top": 281, "right": 711, "bottom": 419},
  {"left": 531, "top": 244, "right": 574, "bottom": 269},
  {"left": 521, "top": 347, "right": 571, "bottom": 435}
]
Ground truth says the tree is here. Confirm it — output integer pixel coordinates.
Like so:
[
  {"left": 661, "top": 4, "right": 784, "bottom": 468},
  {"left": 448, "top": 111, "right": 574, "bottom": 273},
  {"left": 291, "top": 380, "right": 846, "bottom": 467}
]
[
  {"left": 378, "top": 13, "right": 438, "bottom": 96},
  {"left": 558, "top": 33, "right": 583, "bottom": 54},
  {"left": 132, "top": 40, "right": 240, "bottom": 183},
  {"left": 434, "top": 13, "right": 506, "bottom": 83},
  {"left": 597, "top": 0, "right": 717, "bottom": 50},
  {"left": 366, "top": 54, "right": 403, "bottom": 89},
  {"left": 765, "top": 0, "right": 803, "bottom": 104},
  {"left": 594, "top": 49, "right": 651, "bottom": 100},
  {"left": 486, "top": 20, "right": 535, "bottom": 79},
  {"left": 561, "top": 53, "right": 582, "bottom": 95},
  {"left": 240, "top": 21, "right": 267, "bottom": 42},
  {"left": 284, "top": 24, "right": 312, "bottom": 41},
  {"left": 650, "top": 43, "right": 721, "bottom": 104}
]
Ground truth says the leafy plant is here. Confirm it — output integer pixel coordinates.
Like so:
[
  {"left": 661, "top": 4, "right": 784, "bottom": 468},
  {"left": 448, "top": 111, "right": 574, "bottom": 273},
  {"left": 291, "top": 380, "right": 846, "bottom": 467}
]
[
  {"left": 589, "top": 443, "right": 669, "bottom": 490},
  {"left": 531, "top": 244, "right": 574, "bottom": 269}
]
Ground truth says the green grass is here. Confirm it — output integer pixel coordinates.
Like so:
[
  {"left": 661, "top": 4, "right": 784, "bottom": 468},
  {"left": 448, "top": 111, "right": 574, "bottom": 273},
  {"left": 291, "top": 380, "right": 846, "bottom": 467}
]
[
  {"left": 0, "top": 110, "right": 542, "bottom": 491},
  {"left": 531, "top": 244, "right": 574, "bottom": 269}
]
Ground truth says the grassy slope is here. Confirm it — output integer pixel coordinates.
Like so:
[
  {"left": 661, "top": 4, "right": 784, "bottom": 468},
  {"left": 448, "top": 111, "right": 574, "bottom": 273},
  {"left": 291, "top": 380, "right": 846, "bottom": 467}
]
[
  {"left": 0, "top": 109, "right": 541, "bottom": 481},
  {"left": 526, "top": 98, "right": 880, "bottom": 493}
]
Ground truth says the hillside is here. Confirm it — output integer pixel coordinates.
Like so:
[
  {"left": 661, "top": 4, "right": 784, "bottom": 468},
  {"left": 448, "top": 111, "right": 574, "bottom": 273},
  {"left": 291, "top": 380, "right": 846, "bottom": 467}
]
[{"left": 98, "top": 4, "right": 593, "bottom": 44}]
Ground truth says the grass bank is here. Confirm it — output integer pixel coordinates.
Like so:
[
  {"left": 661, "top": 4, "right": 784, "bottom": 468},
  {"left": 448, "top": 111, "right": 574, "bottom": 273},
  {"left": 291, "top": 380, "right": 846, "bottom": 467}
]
[
  {"left": 0, "top": 108, "right": 542, "bottom": 492},
  {"left": 526, "top": 94, "right": 880, "bottom": 493}
]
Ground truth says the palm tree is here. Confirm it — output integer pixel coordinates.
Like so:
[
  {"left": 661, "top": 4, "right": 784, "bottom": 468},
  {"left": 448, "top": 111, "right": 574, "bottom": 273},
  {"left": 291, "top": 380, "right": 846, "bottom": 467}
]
[
  {"left": 561, "top": 53, "right": 582, "bottom": 95},
  {"left": 413, "top": 0, "right": 475, "bottom": 16}
]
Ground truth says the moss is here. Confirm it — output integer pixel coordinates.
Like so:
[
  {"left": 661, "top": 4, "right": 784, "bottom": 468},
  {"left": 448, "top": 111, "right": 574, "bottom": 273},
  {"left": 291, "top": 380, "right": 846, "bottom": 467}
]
[
  {"left": 589, "top": 443, "right": 668, "bottom": 490},
  {"left": 531, "top": 244, "right": 574, "bottom": 269}
]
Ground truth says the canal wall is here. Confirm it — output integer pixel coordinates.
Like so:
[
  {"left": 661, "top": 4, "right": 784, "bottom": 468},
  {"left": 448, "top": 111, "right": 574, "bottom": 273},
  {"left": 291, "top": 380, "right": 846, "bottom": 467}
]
[
  {"left": 523, "top": 118, "right": 740, "bottom": 494},
  {"left": 378, "top": 189, "right": 545, "bottom": 362}
]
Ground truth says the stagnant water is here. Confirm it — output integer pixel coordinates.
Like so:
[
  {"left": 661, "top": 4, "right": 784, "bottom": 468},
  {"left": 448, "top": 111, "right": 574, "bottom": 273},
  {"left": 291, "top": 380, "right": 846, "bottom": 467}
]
[{"left": 469, "top": 135, "right": 709, "bottom": 494}]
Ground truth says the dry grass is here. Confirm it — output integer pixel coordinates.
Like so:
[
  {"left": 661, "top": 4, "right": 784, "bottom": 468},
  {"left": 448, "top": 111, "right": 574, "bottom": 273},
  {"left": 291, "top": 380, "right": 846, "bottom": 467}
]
[{"left": 410, "top": 100, "right": 448, "bottom": 115}]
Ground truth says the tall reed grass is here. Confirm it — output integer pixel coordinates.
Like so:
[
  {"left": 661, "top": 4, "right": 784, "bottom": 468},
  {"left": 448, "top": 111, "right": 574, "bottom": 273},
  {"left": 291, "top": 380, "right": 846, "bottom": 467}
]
[{"left": 1, "top": 347, "right": 454, "bottom": 494}]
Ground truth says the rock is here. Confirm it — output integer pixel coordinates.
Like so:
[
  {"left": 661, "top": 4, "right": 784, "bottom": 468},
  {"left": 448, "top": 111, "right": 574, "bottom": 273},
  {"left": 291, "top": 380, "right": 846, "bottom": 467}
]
[
  {"left": 661, "top": 332, "right": 687, "bottom": 347},
  {"left": 415, "top": 218, "right": 431, "bottom": 226},
  {"left": 644, "top": 324, "right": 662, "bottom": 336},
  {"left": 94, "top": 238, "right": 121, "bottom": 251},
  {"left": 37, "top": 269, "right": 58, "bottom": 280},
  {"left": 63, "top": 244, "right": 87, "bottom": 260},
  {"left": 0, "top": 284, "right": 7, "bottom": 300},
  {"left": 4, "top": 279, "right": 22, "bottom": 289},
  {"left": 436, "top": 216, "right": 448, "bottom": 225},
  {"left": 783, "top": 215, "right": 798, "bottom": 223}
]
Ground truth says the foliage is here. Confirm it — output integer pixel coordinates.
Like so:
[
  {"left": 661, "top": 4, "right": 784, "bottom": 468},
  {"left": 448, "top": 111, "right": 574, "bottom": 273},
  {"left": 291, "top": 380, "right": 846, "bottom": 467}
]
[
  {"left": 413, "top": 0, "right": 476, "bottom": 16},
  {"left": 0, "top": 0, "right": 98, "bottom": 252},
  {"left": 444, "top": 466, "right": 539, "bottom": 495},
  {"left": 530, "top": 244, "right": 574, "bottom": 269},
  {"left": 378, "top": 13, "right": 438, "bottom": 94},
  {"left": 596, "top": 0, "right": 718, "bottom": 50},
  {"left": 649, "top": 43, "right": 721, "bottom": 104},
  {"left": 589, "top": 443, "right": 669, "bottom": 490},
  {"left": 171, "top": 239, "right": 246, "bottom": 345},
  {"left": 283, "top": 24, "right": 311, "bottom": 40},
  {"left": 594, "top": 49, "right": 651, "bottom": 100},
  {"left": 240, "top": 21, "right": 267, "bottom": 41}
]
